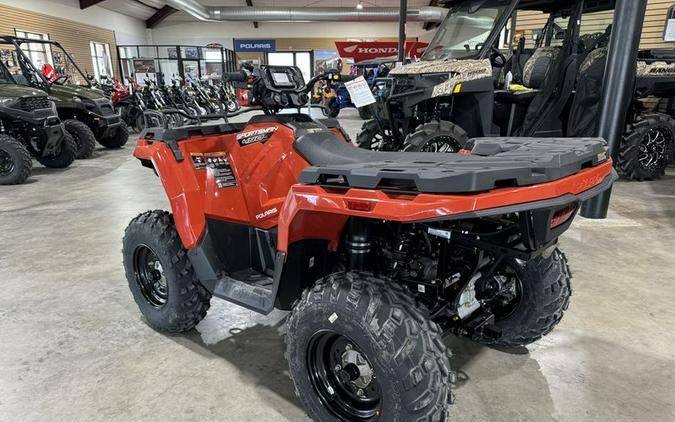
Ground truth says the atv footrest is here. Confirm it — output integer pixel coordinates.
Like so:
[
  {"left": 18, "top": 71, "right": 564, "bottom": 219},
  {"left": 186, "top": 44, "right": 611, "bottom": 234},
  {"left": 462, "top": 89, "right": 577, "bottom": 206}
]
[{"left": 209, "top": 253, "right": 285, "bottom": 315}]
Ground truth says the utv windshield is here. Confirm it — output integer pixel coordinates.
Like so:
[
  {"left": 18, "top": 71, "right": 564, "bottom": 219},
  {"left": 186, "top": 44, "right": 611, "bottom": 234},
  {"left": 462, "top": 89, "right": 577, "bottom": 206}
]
[
  {"left": 422, "top": 1, "right": 512, "bottom": 61},
  {"left": 0, "top": 61, "right": 13, "bottom": 84}
]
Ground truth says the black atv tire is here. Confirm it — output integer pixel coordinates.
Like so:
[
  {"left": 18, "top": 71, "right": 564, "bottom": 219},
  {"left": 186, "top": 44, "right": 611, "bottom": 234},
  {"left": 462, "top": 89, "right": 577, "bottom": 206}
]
[
  {"left": 98, "top": 120, "right": 130, "bottom": 149},
  {"left": 356, "top": 119, "right": 387, "bottom": 150},
  {"left": 123, "top": 210, "right": 211, "bottom": 333},
  {"left": 0, "top": 135, "right": 32, "bottom": 185},
  {"left": 64, "top": 119, "right": 96, "bottom": 159},
  {"left": 36, "top": 132, "right": 77, "bottom": 169},
  {"left": 404, "top": 120, "right": 469, "bottom": 153},
  {"left": 617, "top": 113, "right": 675, "bottom": 181},
  {"left": 327, "top": 97, "right": 340, "bottom": 118},
  {"left": 357, "top": 106, "right": 372, "bottom": 120},
  {"left": 473, "top": 248, "right": 572, "bottom": 348},
  {"left": 286, "top": 272, "right": 451, "bottom": 422}
]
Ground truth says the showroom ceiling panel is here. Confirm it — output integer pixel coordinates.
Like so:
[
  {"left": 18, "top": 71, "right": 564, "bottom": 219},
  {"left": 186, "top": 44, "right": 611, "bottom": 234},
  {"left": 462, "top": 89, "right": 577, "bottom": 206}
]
[{"left": 99, "top": 0, "right": 161, "bottom": 19}]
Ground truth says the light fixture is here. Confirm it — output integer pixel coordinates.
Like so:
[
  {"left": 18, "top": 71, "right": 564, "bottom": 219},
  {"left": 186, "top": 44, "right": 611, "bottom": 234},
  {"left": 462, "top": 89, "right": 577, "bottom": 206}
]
[{"left": 356, "top": 1, "right": 363, "bottom": 9}]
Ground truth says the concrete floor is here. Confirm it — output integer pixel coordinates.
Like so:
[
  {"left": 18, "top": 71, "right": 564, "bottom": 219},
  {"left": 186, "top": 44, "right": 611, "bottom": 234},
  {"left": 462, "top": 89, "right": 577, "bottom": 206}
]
[{"left": 0, "top": 108, "right": 674, "bottom": 422}]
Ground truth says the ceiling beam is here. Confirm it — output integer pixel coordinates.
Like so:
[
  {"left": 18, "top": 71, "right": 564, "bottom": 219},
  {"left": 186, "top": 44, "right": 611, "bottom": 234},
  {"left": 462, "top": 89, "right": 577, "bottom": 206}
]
[
  {"left": 146, "top": 5, "right": 178, "bottom": 29},
  {"left": 79, "top": 0, "right": 105, "bottom": 9},
  {"left": 245, "top": 0, "right": 259, "bottom": 29}
]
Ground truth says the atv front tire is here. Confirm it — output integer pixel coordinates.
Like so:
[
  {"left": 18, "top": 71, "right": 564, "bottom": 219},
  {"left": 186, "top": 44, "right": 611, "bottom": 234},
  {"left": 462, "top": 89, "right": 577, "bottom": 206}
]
[
  {"left": 37, "top": 133, "right": 77, "bottom": 169},
  {"left": 123, "top": 210, "right": 211, "bottom": 333},
  {"left": 357, "top": 106, "right": 372, "bottom": 120},
  {"left": 64, "top": 119, "right": 96, "bottom": 159},
  {"left": 327, "top": 97, "right": 340, "bottom": 118},
  {"left": 98, "top": 120, "right": 130, "bottom": 149},
  {"left": 618, "top": 113, "right": 675, "bottom": 181},
  {"left": 0, "top": 135, "right": 32, "bottom": 185},
  {"left": 404, "top": 120, "right": 469, "bottom": 153},
  {"left": 473, "top": 248, "right": 571, "bottom": 348},
  {"left": 286, "top": 272, "right": 451, "bottom": 422}
]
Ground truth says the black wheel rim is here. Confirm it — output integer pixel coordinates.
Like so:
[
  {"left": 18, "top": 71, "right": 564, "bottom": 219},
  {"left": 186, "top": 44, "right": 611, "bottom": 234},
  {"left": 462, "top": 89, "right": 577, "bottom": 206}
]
[
  {"left": 478, "top": 266, "right": 523, "bottom": 321},
  {"left": 420, "top": 135, "right": 462, "bottom": 153},
  {"left": 639, "top": 127, "right": 671, "bottom": 171},
  {"left": 133, "top": 245, "right": 168, "bottom": 308},
  {"left": 307, "top": 331, "right": 382, "bottom": 421},
  {"left": 70, "top": 132, "right": 82, "bottom": 151},
  {"left": 0, "top": 149, "right": 15, "bottom": 176}
]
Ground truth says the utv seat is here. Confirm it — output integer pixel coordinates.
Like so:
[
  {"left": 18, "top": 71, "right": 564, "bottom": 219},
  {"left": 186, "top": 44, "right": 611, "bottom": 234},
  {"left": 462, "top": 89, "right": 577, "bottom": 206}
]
[
  {"left": 294, "top": 131, "right": 608, "bottom": 194},
  {"left": 496, "top": 47, "right": 561, "bottom": 103}
]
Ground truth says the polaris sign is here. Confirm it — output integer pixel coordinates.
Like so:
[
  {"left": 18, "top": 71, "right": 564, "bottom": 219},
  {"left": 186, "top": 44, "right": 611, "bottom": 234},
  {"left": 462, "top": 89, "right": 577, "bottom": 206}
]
[{"left": 234, "top": 39, "right": 276, "bottom": 53}]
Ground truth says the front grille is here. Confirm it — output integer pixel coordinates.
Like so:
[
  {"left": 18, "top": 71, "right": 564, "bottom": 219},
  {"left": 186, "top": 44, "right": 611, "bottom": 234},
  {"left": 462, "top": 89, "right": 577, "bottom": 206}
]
[
  {"left": 18, "top": 96, "right": 51, "bottom": 112},
  {"left": 100, "top": 104, "right": 114, "bottom": 115}
]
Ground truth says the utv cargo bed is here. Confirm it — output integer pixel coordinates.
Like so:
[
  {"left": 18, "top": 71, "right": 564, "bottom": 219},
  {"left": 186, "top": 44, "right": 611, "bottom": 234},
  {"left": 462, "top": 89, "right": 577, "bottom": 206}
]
[{"left": 296, "top": 133, "right": 610, "bottom": 194}]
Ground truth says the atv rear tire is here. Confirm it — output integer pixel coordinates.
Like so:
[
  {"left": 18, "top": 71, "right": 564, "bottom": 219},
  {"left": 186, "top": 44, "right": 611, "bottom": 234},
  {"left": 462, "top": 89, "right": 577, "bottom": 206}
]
[
  {"left": 404, "top": 120, "right": 469, "bottom": 153},
  {"left": 618, "top": 113, "right": 675, "bottom": 181},
  {"left": 0, "top": 135, "right": 32, "bottom": 185},
  {"left": 123, "top": 210, "right": 211, "bottom": 333},
  {"left": 98, "top": 120, "right": 130, "bottom": 148},
  {"left": 64, "top": 119, "right": 96, "bottom": 159},
  {"left": 286, "top": 272, "right": 451, "bottom": 422},
  {"left": 357, "top": 106, "right": 373, "bottom": 120},
  {"left": 473, "top": 248, "right": 572, "bottom": 348},
  {"left": 356, "top": 119, "right": 398, "bottom": 151},
  {"left": 37, "top": 133, "right": 77, "bottom": 169}
]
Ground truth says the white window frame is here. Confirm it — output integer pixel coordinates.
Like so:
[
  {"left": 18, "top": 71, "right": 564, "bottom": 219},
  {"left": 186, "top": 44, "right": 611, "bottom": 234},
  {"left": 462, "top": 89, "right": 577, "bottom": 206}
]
[
  {"left": 90, "top": 41, "right": 114, "bottom": 81},
  {"left": 14, "top": 29, "right": 53, "bottom": 68}
]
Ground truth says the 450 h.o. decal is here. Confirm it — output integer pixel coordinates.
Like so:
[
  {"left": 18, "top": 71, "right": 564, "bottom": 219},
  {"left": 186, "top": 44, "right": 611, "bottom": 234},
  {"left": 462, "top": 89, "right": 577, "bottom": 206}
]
[{"left": 236, "top": 127, "right": 278, "bottom": 146}]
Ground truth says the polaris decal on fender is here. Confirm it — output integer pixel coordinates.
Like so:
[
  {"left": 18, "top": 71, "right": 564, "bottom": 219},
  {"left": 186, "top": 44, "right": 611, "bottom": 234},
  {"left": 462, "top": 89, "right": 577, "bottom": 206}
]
[
  {"left": 256, "top": 207, "right": 278, "bottom": 220},
  {"left": 236, "top": 127, "right": 278, "bottom": 146}
]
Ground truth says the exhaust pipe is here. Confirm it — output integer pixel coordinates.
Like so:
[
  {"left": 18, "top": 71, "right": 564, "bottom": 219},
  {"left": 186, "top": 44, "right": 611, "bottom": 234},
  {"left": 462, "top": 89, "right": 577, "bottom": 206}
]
[{"left": 164, "top": 0, "right": 447, "bottom": 22}]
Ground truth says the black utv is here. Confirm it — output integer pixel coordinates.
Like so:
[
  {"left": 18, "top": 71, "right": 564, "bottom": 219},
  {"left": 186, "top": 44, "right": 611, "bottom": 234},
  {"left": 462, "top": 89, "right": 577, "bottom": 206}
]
[
  {"left": 359, "top": 0, "right": 675, "bottom": 180},
  {"left": 0, "top": 36, "right": 129, "bottom": 158},
  {"left": 0, "top": 59, "right": 75, "bottom": 184}
]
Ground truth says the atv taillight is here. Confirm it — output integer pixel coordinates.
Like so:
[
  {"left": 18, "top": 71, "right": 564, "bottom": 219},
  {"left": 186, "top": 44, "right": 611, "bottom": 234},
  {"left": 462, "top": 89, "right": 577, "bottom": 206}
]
[
  {"left": 550, "top": 204, "right": 577, "bottom": 228},
  {"left": 347, "top": 200, "right": 374, "bottom": 212}
]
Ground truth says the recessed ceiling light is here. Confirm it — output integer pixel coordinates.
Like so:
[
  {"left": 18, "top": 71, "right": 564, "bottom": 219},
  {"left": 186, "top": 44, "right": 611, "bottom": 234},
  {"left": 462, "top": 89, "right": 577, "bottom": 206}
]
[{"left": 356, "top": 1, "right": 364, "bottom": 10}]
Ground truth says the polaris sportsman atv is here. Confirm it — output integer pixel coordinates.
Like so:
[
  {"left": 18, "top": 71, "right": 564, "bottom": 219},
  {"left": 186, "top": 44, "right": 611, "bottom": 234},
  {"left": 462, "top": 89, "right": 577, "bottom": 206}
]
[
  {"left": 122, "top": 64, "right": 616, "bottom": 421},
  {"left": 359, "top": 0, "right": 674, "bottom": 181},
  {"left": 0, "top": 58, "right": 75, "bottom": 185},
  {"left": 0, "top": 36, "right": 129, "bottom": 158}
]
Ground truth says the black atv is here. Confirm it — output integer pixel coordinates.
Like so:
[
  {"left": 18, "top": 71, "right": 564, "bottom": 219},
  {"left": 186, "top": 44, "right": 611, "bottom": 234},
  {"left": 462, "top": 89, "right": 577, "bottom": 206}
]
[
  {"left": 0, "top": 59, "right": 75, "bottom": 185},
  {"left": 359, "top": 0, "right": 675, "bottom": 181},
  {"left": 0, "top": 36, "right": 129, "bottom": 158}
]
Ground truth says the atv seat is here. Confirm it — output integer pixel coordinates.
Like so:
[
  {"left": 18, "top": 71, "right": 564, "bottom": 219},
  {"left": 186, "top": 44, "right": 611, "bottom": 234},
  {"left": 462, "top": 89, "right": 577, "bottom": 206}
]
[{"left": 294, "top": 131, "right": 608, "bottom": 194}]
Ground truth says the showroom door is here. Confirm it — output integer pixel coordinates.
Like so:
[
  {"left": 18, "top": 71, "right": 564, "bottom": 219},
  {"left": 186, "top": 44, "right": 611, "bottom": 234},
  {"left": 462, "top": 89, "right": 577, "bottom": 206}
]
[{"left": 267, "top": 51, "right": 312, "bottom": 82}]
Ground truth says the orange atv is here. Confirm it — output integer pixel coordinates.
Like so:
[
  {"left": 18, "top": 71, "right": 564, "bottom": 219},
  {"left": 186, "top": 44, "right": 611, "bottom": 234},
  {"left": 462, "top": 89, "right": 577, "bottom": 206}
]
[{"left": 123, "top": 65, "right": 616, "bottom": 421}]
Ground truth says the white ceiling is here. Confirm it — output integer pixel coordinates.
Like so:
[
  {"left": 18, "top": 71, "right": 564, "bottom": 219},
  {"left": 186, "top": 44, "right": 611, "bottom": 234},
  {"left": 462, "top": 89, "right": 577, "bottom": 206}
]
[{"left": 98, "top": 0, "right": 433, "bottom": 22}]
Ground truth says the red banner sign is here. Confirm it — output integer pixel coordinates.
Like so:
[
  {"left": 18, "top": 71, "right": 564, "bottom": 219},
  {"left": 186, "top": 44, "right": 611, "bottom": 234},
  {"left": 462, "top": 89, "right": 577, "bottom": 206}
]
[{"left": 335, "top": 41, "right": 429, "bottom": 63}]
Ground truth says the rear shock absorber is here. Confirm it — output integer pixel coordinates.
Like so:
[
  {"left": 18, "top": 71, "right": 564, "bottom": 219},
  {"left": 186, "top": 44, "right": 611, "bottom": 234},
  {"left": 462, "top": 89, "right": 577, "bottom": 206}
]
[
  {"left": 390, "top": 227, "right": 415, "bottom": 277},
  {"left": 345, "top": 219, "right": 372, "bottom": 271}
]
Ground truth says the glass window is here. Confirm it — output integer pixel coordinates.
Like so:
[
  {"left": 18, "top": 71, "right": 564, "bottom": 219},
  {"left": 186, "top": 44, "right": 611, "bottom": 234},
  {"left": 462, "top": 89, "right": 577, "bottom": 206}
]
[
  {"left": 90, "top": 41, "right": 113, "bottom": 81},
  {"left": 14, "top": 30, "right": 52, "bottom": 69}
]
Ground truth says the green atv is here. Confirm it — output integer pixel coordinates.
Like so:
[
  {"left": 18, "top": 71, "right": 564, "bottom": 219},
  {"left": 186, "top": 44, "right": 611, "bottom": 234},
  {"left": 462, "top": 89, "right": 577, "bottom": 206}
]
[
  {"left": 0, "top": 59, "right": 75, "bottom": 185},
  {"left": 0, "top": 36, "right": 129, "bottom": 158}
]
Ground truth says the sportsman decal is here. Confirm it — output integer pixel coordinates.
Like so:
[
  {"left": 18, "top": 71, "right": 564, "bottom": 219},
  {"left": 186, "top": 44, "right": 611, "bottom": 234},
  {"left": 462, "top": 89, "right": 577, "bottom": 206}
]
[{"left": 236, "top": 127, "right": 278, "bottom": 146}]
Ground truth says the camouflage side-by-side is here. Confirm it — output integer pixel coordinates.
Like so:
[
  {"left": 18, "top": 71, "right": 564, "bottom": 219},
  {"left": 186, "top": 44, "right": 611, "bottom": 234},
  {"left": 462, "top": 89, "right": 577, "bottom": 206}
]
[{"left": 389, "top": 58, "right": 493, "bottom": 98}]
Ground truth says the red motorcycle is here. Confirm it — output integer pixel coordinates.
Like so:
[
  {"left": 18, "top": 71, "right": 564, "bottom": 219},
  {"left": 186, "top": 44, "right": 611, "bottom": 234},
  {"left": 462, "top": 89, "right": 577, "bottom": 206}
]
[{"left": 122, "top": 65, "right": 616, "bottom": 421}]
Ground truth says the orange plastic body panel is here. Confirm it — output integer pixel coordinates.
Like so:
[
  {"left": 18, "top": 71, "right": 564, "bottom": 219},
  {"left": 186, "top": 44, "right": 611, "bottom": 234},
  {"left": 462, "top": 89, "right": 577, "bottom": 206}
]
[
  {"left": 134, "top": 122, "right": 311, "bottom": 249},
  {"left": 134, "top": 123, "right": 613, "bottom": 256},
  {"left": 276, "top": 160, "right": 614, "bottom": 253}
]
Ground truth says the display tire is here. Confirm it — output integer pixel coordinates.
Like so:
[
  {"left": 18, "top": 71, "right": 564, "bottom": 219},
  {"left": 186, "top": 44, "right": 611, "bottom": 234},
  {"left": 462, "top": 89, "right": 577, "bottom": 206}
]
[
  {"left": 617, "top": 113, "right": 675, "bottom": 181},
  {"left": 356, "top": 120, "right": 385, "bottom": 150},
  {"left": 473, "top": 248, "right": 572, "bottom": 348},
  {"left": 403, "top": 120, "right": 469, "bottom": 153},
  {"left": 123, "top": 210, "right": 211, "bottom": 333},
  {"left": 327, "top": 97, "right": 340, "bottom": 118},
  {"left": 0, "top": 135, "right": 32, "bottom": 185},
  {"left": 286, "top": 272, "right": 452, "bottom": 422},
  {"left": 357, "top": 106, "right": 372, "bottom": 120},
  {"left": 98, "top": 120, "right": 130, "bottom": 148},
  {"left": 36, "top": 132, "right": 76, "bottom": 169},
  {"left": 64, "top": 119, "right": 96, "bottom": 159}
]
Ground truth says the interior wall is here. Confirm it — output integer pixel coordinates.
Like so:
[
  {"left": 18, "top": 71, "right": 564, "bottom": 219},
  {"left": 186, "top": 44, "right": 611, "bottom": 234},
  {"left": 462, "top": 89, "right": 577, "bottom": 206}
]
[
  {"left": 0, "top": 0, "right": 148, "bottom": 45},
  {"left": 149, "top": 21, "right": 433, "bottom": 49}
]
